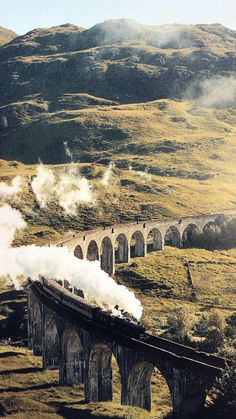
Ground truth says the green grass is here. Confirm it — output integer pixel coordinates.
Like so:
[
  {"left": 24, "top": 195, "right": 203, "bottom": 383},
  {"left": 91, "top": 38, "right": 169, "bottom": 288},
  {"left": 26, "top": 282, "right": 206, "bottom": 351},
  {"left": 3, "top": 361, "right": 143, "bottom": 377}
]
[
  {"left": 116, "top": 247, "right": 236, "bottom": 332},
  {"left": 189, "top": 262, "right": 236, "bottom": 308}
]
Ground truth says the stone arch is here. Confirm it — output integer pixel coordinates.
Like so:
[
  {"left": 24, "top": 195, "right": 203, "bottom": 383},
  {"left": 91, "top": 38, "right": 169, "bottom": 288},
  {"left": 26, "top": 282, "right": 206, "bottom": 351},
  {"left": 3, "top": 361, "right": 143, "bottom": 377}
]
[
  {"left": 87, "top": 240, "right": 99, "bottom": 261},
  {"left": 74, "top": 244, "right": 83, "bottom": 260},
  {"left": 147, "top": 228, "right": 163, "bottom": 253},
  {"left": 32, "top": 300, "right": 42, "bottom": 355},
  {"left": 182, "top": 224, "right": 201, "bottom": 247},
  {"left": 101, "top": 237, "right": 114, "bottom": 275},
  {"left": 86, "top": 342, "right": 119, "bottom": 402},
  {"left": 215, "top": 214, "right": 231, "bottom": 228},
  {"left": 202, "top": 221, "right": 221, "bottom": 248},
  {"left": 130, "top": 230, "right": 145, "bottom": 258},
  {"left": 126, "top": 361, "right": 172, "bottom": 413},
  {"left": 115, "top": 233, "right": 129, "bottom": 263},
  {"left": 61, "top": 326, "right": 84, "bottom": 385},
  {"left": 43, "top": 310, "right": 59, "bottom": 370},
  {"left": 164, "top": 226, "right": 181, "bottom": 247},
  {"left": 203, "top": 221, "right": 219, "bottom": 234}
]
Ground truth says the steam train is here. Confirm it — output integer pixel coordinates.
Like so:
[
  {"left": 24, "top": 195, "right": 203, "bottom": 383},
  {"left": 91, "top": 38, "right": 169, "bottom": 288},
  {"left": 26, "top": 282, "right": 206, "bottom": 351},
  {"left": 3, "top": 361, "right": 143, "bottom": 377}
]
[{"left": 34, "top": 277, "right": 145, "bottom": 338}]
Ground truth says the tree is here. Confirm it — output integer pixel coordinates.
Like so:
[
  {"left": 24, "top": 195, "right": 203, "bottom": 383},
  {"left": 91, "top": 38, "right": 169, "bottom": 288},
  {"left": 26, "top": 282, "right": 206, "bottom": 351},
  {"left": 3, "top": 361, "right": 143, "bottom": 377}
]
[
  {"left": 225, "top": 312, "right": 236, "bottom": 343},
  {"left": 207, "top": 355, "right": 236, "bottom": 419},
  {"left": 194, "top": 313, "right": 210, "bottom": 342},
  {"left": 162, "top": 306, "right": 194, "bottom": 344},
  {"left": 193, "top": 311, "right": 225, "bottom": 352},
  {"left": 205, "top": 327, "right": 224, "bottom": 353}
]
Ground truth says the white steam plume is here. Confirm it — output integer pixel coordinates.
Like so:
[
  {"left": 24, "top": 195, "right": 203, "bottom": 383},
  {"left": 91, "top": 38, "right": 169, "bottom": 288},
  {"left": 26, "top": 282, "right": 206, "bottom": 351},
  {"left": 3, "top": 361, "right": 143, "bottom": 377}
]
[
  {"left": 92, "top": 19, "right": 142, "bottom": 46},
  {"left": 31, "top": 164, "right": 95, "bottom": 215},
  {"left": 57, "top": 166, "right": 94, "bottom": 215},
  {"left": 0, "top": 204, "right": 26, "bottom": 247},
  {"left": 137, "top": 170, "right": 152, "bottom": 181},
  {"left": 185, "top": 75, "right": 236, "bottom": 108},
  {"left": 63, "top": 141, "right": 74, "bottom": 162},
  {"left": 0, "top": 205, "right": 142, "bottom": 320},
  {"left": 31, "top": 165, "right": 56, "bottom": 208},
  {"left": 152, "top": 26, "right": 195, "bottom": 49},
  {"left": 0, "top": 204, "right": 27, "bottom": 289},
  {"left": 101, "top": 162, "right": 115, "bottom": 187},
  {"left": 0, "top": 176, "right": 23, "bottom": 200},
  {"left": 199, "top": 76, "right": 236, "bottom": 108},
  {"left": 92, "top": 20, "right": 195, "bottom": 50},
  {"left": 129, "top": 165, "right": 152, "bottom": 181}
]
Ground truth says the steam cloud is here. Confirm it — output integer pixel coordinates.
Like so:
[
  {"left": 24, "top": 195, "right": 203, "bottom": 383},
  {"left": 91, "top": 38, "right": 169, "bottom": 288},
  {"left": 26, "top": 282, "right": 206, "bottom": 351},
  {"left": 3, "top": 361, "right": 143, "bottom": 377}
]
[
  {"left": 57, "top": 166, "right": 94, "bottom": 214},
  {"left": 31, "top": 164, "right": 95, "bottom": 215},
  {"left": 93, "top": 20, "right": 195, "bottom": 50},
  {"left": 63, "top": 141, "right": 74, "bottom": 162},
  {"left": 0, "top": 204, "right": 26, "bottom": 247},
  {"left": 0, "top": 205, "right": 142, "bottom": 319},
  {"left": 129, "top": 165, "right": 152, "bottom": 181},
  {"left": 186, "top": 75, "right": 236, "bottom": 108},
  {"left": 152, "top": 26, "right": 194, "bottom": 49},
  {"left": 199, "top": 76, "right": 236, "bottom": 108},
  {"left": 101, "top": 162, "right": 115, "bottom": 187},
  {"left": 31, "top": 165, "right": 56, "bottom": 209},
  {"left": 93, "top": 19, "right": 142, "bottom": 46},
  {"left": 0, "top": 176, "right": 23, "bottom": 199}
]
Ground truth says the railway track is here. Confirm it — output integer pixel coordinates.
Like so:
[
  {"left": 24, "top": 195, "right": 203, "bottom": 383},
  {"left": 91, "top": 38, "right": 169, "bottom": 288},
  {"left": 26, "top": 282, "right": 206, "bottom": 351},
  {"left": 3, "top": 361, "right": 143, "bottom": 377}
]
[{"left": 31, "top": 278, "right": 228, "bottom": 374}]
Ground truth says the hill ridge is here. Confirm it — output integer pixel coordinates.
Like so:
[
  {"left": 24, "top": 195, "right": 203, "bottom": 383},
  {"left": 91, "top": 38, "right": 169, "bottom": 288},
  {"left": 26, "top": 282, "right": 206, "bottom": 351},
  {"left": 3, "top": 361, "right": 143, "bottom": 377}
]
[
  {"left": 0, "top": 25, "right": 17, "bottom": 46},
  {"left": 0, "top": 19, "right": 236, "bottom": 167}
]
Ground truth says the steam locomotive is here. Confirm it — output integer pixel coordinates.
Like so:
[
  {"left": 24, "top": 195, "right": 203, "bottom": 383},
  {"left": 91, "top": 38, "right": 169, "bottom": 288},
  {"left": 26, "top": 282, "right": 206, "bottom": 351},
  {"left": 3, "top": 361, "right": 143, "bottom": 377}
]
[{"left": 34, "top": 277, "right": 145, "bottom": 338}]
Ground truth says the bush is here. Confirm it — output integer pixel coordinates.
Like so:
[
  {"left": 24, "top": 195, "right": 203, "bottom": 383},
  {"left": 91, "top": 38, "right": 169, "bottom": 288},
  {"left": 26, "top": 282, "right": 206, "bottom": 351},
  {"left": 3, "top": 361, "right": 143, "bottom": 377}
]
[
  {"left": 194, "top": 310, "right": 225, "bottom": 352},
  {"left": 204, "top": 327, "right": 224, "bottom": 353},
  {"left": 207, "top": 354, "right": 236, "bottom": 419},
  {"left": 161, "top": 306, "right": 195, "bottom": 344},
  {"left": 0, "top": 304, "right": 13, "bottom": 317},
  {"left": 225, "top": 312, "right": 236, "bottom": 342}
]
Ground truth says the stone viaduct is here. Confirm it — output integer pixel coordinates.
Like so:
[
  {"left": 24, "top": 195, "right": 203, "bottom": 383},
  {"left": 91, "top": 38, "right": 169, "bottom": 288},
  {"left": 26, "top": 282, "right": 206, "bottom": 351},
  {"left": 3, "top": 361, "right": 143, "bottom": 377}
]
[
  {"left": 27, "top": 278, "right": 227, "bottom": 419},
  {"left": 53, "top": 212, "right": 227, "bottom": 275}
]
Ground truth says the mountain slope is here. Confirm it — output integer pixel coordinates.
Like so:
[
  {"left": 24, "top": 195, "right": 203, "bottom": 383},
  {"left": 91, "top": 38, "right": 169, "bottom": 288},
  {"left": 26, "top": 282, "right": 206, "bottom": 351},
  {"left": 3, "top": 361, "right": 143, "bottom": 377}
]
[
  {"left": 0, "top": 25, "right": 16, "bottom": 46},
  {"left": 0, "top": 19, "right": 236, "bottom": 166}
]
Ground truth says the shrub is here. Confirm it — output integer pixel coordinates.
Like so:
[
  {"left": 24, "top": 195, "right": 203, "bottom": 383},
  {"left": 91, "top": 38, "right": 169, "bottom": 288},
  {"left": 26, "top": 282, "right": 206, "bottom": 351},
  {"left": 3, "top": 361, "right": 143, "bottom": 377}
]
[
  {"left": 161, "top": 306, "right": 195, "bottom": 344},
  {"left": 207, "top": 354, "right": 236, "bottom": 419},
  {"left": 194, "top": 311, "right": 225, "bottom": 352}
]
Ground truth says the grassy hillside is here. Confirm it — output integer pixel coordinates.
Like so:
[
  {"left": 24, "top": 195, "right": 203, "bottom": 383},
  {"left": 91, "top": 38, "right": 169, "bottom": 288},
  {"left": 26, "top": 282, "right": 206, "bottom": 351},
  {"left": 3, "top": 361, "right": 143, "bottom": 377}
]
[
  {"left": 1, "top": 97, "right": 236, "bottom": 165},
  {"left": 0, "top": 26, "right": 16, "bottom": 46},
  {"left": 0, "top": 20, "right": 236, "bottom": 163},
  {"left": 1, "top": 146, "right": 236, "bottom": 244},
  {"left": 116, "top": 247, "right": 236, "bottom": 329}
]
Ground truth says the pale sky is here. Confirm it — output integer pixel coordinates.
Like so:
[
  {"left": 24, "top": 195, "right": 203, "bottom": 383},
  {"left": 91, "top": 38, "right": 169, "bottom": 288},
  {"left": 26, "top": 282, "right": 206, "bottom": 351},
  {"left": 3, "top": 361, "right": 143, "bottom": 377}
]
[{"left": 1, "top": 0, "right": 236, "bottom": 35}]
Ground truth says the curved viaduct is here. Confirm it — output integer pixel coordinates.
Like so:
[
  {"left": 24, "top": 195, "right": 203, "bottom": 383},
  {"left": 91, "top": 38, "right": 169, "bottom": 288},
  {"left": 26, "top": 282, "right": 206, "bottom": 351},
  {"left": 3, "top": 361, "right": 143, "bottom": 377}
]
[
  {"left": 54, "top": 212, "right": 227, "bottom": 275},
  {"left": 28, "top": 278, "right": 227, "bottom": 419}
]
